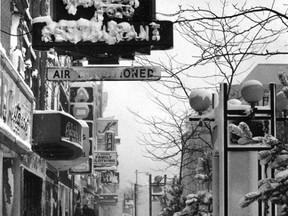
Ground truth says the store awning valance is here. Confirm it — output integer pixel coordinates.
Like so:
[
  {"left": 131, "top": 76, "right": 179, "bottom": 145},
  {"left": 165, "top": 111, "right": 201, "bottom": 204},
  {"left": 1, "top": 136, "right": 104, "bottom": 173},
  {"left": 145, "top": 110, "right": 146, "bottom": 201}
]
[{"left": 32, "top": 110, "right": 83, "bottom": 160}]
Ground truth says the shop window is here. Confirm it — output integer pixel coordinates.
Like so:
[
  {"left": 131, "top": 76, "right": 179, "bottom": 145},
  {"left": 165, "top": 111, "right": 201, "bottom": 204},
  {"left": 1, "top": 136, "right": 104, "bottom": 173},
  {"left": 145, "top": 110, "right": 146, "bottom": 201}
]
[
  {"left": 2, "top": 158, "right": 14, "bottom": 216},
  {"left": 22, "top": 169, "right": 43, "bottom": 216},
  {"left": 59, "top": 184, "right": 72, "bottom": 216},
  {"left": 45, "top": 182, "right": 58, "bottom": 216}
]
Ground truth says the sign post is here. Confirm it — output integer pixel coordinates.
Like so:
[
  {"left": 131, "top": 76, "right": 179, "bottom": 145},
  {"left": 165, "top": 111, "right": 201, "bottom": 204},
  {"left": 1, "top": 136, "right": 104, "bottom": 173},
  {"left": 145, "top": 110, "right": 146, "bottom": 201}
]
[{"left": 47, "top": 66, "right": 161, "bottom": 81}]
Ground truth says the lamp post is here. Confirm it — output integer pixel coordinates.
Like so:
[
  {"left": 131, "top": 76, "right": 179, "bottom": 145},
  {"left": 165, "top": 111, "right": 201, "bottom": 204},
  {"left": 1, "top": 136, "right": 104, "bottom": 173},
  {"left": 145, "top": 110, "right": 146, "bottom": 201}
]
[
  {"left": 134, "top": 170, "right": 150, "bottom": 216},
  {"left": 149, "top": 174, "right": 167, "bottom": 216},
  {"left": 188, "top": 82, "right": 277, "bottom": 215},
  {"left": 149, "top": 174, "right": 152, "bottom": 216},
  {"left": 188, "top": 88, "right": 217, "bottom": 216},
  {"left": 218, "top": 81, "right": 275, "bottom": 215}
]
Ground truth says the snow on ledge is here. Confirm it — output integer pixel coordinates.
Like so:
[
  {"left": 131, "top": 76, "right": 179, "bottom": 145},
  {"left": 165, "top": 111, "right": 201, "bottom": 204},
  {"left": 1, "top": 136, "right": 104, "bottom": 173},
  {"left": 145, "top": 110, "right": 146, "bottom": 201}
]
[{"left": 32, "top": 15, "right": 53, "bottom": 24}]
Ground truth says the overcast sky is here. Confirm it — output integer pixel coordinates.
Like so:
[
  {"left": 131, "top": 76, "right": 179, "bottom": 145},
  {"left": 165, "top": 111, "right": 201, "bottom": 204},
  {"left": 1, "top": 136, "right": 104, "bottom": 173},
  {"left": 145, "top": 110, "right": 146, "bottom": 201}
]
[{"left": 102, "top": 0, "right": 195, "bottom": 190}]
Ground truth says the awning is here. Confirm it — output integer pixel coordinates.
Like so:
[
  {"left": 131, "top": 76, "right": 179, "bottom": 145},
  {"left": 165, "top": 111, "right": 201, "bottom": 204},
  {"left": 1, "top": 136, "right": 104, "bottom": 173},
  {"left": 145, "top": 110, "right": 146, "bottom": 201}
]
[
  {"left": 32, "top": 110, "right": 83, "bottom": 160},
  {"left": 48, "top": 120, "right": 91, "bottom": 171}
]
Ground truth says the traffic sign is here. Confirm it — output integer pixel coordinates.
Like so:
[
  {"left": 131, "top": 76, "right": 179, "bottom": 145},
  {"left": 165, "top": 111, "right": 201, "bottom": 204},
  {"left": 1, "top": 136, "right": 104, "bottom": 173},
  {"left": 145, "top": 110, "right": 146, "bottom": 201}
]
[{"left": 46, "top": 66, "right": 161, "bottom": 81}]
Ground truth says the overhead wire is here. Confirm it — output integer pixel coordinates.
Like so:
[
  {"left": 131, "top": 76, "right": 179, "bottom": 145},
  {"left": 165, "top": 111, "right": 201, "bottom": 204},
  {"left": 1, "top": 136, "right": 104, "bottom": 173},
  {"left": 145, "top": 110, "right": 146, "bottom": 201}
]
[{"left": 0, "top": 29, "right": 32, "bottom": 36}]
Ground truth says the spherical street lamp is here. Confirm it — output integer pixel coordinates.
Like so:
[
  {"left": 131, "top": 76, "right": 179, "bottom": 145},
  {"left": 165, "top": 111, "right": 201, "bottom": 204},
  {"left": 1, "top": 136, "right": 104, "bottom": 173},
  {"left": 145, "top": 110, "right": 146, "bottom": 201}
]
[
  {"left": 189, "top": 89, "right": 213, "bottom": 115},
  {"left": 240, "top": 80, "right": 264, "bottom": 107},
  {"left": 276, "top": 91, "right": 288, "bottom": 111},
  {"left": 276, "top": 91, "right": 288, "bottom": 118}
]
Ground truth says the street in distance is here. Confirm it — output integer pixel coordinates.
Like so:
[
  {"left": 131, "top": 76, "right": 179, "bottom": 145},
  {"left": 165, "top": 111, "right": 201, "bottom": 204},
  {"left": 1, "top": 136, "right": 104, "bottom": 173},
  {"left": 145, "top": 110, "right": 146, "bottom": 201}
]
[{"left": 46, "top": 66, "right": 161, "bottom": 81}]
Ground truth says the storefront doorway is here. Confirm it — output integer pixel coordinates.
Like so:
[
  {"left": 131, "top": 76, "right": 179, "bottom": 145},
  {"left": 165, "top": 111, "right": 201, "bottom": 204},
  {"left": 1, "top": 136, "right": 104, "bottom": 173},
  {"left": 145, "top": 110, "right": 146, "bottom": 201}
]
[{"left": 22, "top": 169, "right": 43, "bottom": 216}]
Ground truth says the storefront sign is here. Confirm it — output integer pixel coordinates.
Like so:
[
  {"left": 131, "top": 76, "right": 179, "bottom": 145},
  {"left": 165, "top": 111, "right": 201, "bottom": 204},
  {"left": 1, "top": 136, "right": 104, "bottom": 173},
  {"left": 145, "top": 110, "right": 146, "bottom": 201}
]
[
  {"left": 70, "top": 120, "right": 93, "bottom": 173},
  {"left": 32, "top": 20, "right": 173, "bottom": 52},
  {"left": 101, "top": 171, "right": 119, "bottom": 184},
  {"left": 32, "top": 0, "right": 173, "bottom": 63},
  {"left": 62, "top": 119, "right": 82, "bottom": 144},
  {"left": 46, "top": 66, "right": 161, "bottom": 81},
  {"left": 52, "top": 0, "right": 155, "bottom": 22},
  {"left": 1, "top": 68, "right": 33, "bottom": 141},
  {"left": 97, "top": 194, "right": 118, "bottom": 205},
  {"left": 21, "top": 154, "right": 46, "bottom": 174},
  {"left": 32, "top": 111, "right": 83, "bottom": 160},
  {"left": 94, "top": 151, "right": 117, "bottom": 168},
  {"left": 0, "top": 50, "right": 34, "bottom": 153},
  {"left": 47, "top": 120, "right": 92, "bottom": 171},
  {"left": 105, "top": 131, "right": 115, "bottom": 151},
  {"left": 70, "top": 103, "right": 93, "bottom": 120},
  {"left": 70, "top": 84, "right": 94, "bottom": 103},
  {"left": 97, "top": 118, "right": 118, "bottom": 136}
]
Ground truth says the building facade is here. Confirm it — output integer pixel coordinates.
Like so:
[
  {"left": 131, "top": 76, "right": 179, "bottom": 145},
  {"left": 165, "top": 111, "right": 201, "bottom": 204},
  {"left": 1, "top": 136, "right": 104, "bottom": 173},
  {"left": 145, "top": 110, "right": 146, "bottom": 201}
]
[{"left": 0, "top": 1, "right": 120, "bottom": 216}]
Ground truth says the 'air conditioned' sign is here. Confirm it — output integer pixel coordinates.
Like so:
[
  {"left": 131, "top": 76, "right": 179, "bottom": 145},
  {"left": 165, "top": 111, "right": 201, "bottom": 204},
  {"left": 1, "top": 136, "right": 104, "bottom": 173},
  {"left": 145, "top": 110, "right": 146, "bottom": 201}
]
[{"left": 46, "top": 66, "right": 161, "bottom": 81}]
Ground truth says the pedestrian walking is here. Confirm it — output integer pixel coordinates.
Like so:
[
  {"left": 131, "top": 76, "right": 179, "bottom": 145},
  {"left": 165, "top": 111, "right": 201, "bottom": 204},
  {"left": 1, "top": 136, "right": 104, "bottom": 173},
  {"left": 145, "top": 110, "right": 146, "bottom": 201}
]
[
  {"left": 89, "top": 207, "right": 96, "bottom": 216},
  {"left": 82, "top": 204, "right": 96, "bottom": 216},
  {"left": 74, "top": 203, "right": 83, "bottom": 216}
]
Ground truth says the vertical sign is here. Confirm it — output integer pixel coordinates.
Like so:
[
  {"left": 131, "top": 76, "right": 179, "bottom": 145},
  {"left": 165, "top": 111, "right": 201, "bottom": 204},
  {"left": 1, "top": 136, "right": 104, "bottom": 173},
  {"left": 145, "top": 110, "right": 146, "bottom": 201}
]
[
  {"left": 69, "top": 120, "right": 92, "bottom": 174},
  {"left": 97, "top": 118, "right": 118, "bottom": 151},
  {"left": 69, "top": 82, "right": 97, "bottom": 174},
  {"left": 105, "top": 131, "right": 115, "bottom": 151}
]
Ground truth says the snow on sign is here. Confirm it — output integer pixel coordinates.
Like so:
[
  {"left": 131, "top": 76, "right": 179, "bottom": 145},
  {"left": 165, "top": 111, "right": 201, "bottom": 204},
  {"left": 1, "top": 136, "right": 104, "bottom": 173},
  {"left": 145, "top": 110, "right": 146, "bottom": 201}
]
[{"left": 46, "top": 66, "right": 161, "bottom": 81}]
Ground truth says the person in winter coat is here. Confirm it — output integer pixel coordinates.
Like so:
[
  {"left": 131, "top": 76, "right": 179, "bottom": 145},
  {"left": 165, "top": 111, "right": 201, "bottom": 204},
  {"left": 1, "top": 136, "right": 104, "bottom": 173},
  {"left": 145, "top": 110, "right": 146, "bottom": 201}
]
[
  {"left": 82, "top": 204, "right": 96, "bottom": 216},
  {"left": 74, "top": 203, "right": 83, "bottom": 216}
]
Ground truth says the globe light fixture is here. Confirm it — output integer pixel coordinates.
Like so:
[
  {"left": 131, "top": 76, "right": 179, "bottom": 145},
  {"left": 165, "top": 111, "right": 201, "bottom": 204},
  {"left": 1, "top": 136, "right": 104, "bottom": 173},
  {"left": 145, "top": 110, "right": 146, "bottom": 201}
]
[
  {"left": 276, "top": 91, "right": 288, "bottom": 110},
  {"left": 189, "top": 89, "right": 212, "bottom": 115},
  {"left": 154, "top": 175, "right": 164, "bottom": 184},
  {"left": 276, "top": 91, "right": 288, "bottom": 117},
  {"left": 240, "top": 80, "right": 264, "bottom": 108}
]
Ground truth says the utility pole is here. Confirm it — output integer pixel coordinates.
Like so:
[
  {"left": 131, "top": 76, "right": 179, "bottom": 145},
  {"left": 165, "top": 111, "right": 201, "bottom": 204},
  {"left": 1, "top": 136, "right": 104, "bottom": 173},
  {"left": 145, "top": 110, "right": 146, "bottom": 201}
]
[
  {"left": 135, "top": 170, "right": 138, "bottom": 216},
  {"left": 149, "top": 174, "right": 152, "bottom": 216},
  {"left": 134, "top": 183, "right": 137, "bottom": 216}
]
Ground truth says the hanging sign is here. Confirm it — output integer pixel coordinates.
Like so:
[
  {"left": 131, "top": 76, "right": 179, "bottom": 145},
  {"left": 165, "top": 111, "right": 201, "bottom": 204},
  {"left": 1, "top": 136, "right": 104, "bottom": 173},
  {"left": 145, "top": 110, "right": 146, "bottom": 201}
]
[
  {"left": 97, "top": 118, "right": 118, "bottom": 136},
  {"left": 32, "top": 20, "right": 173, "bottom": 55},
  {"left": 32, "top": 110, "right": 83, "bottom": 160},
  {"left": 32, "top": 0, "right": 173, "bottom": 62},
  {"left": 49, "top": 121, "right": 93, "bottom": 172},
  {"left": 96, "top": 194, "right": 118, "bottom": 205},
  {"left": 105, "top": 131, "right": 115, "bottom": 151},
  {"left": 94, "top": 151, "right": 117, "bottom": 168},
  {"left": 101, "top": 171, "right": 120, "bottom": 184},
  {"left": 69, "top": 120, "right": 93, "bottom": 174},
  {"left": 46, "top": 66, "right": 161, "bottom": 81}
]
